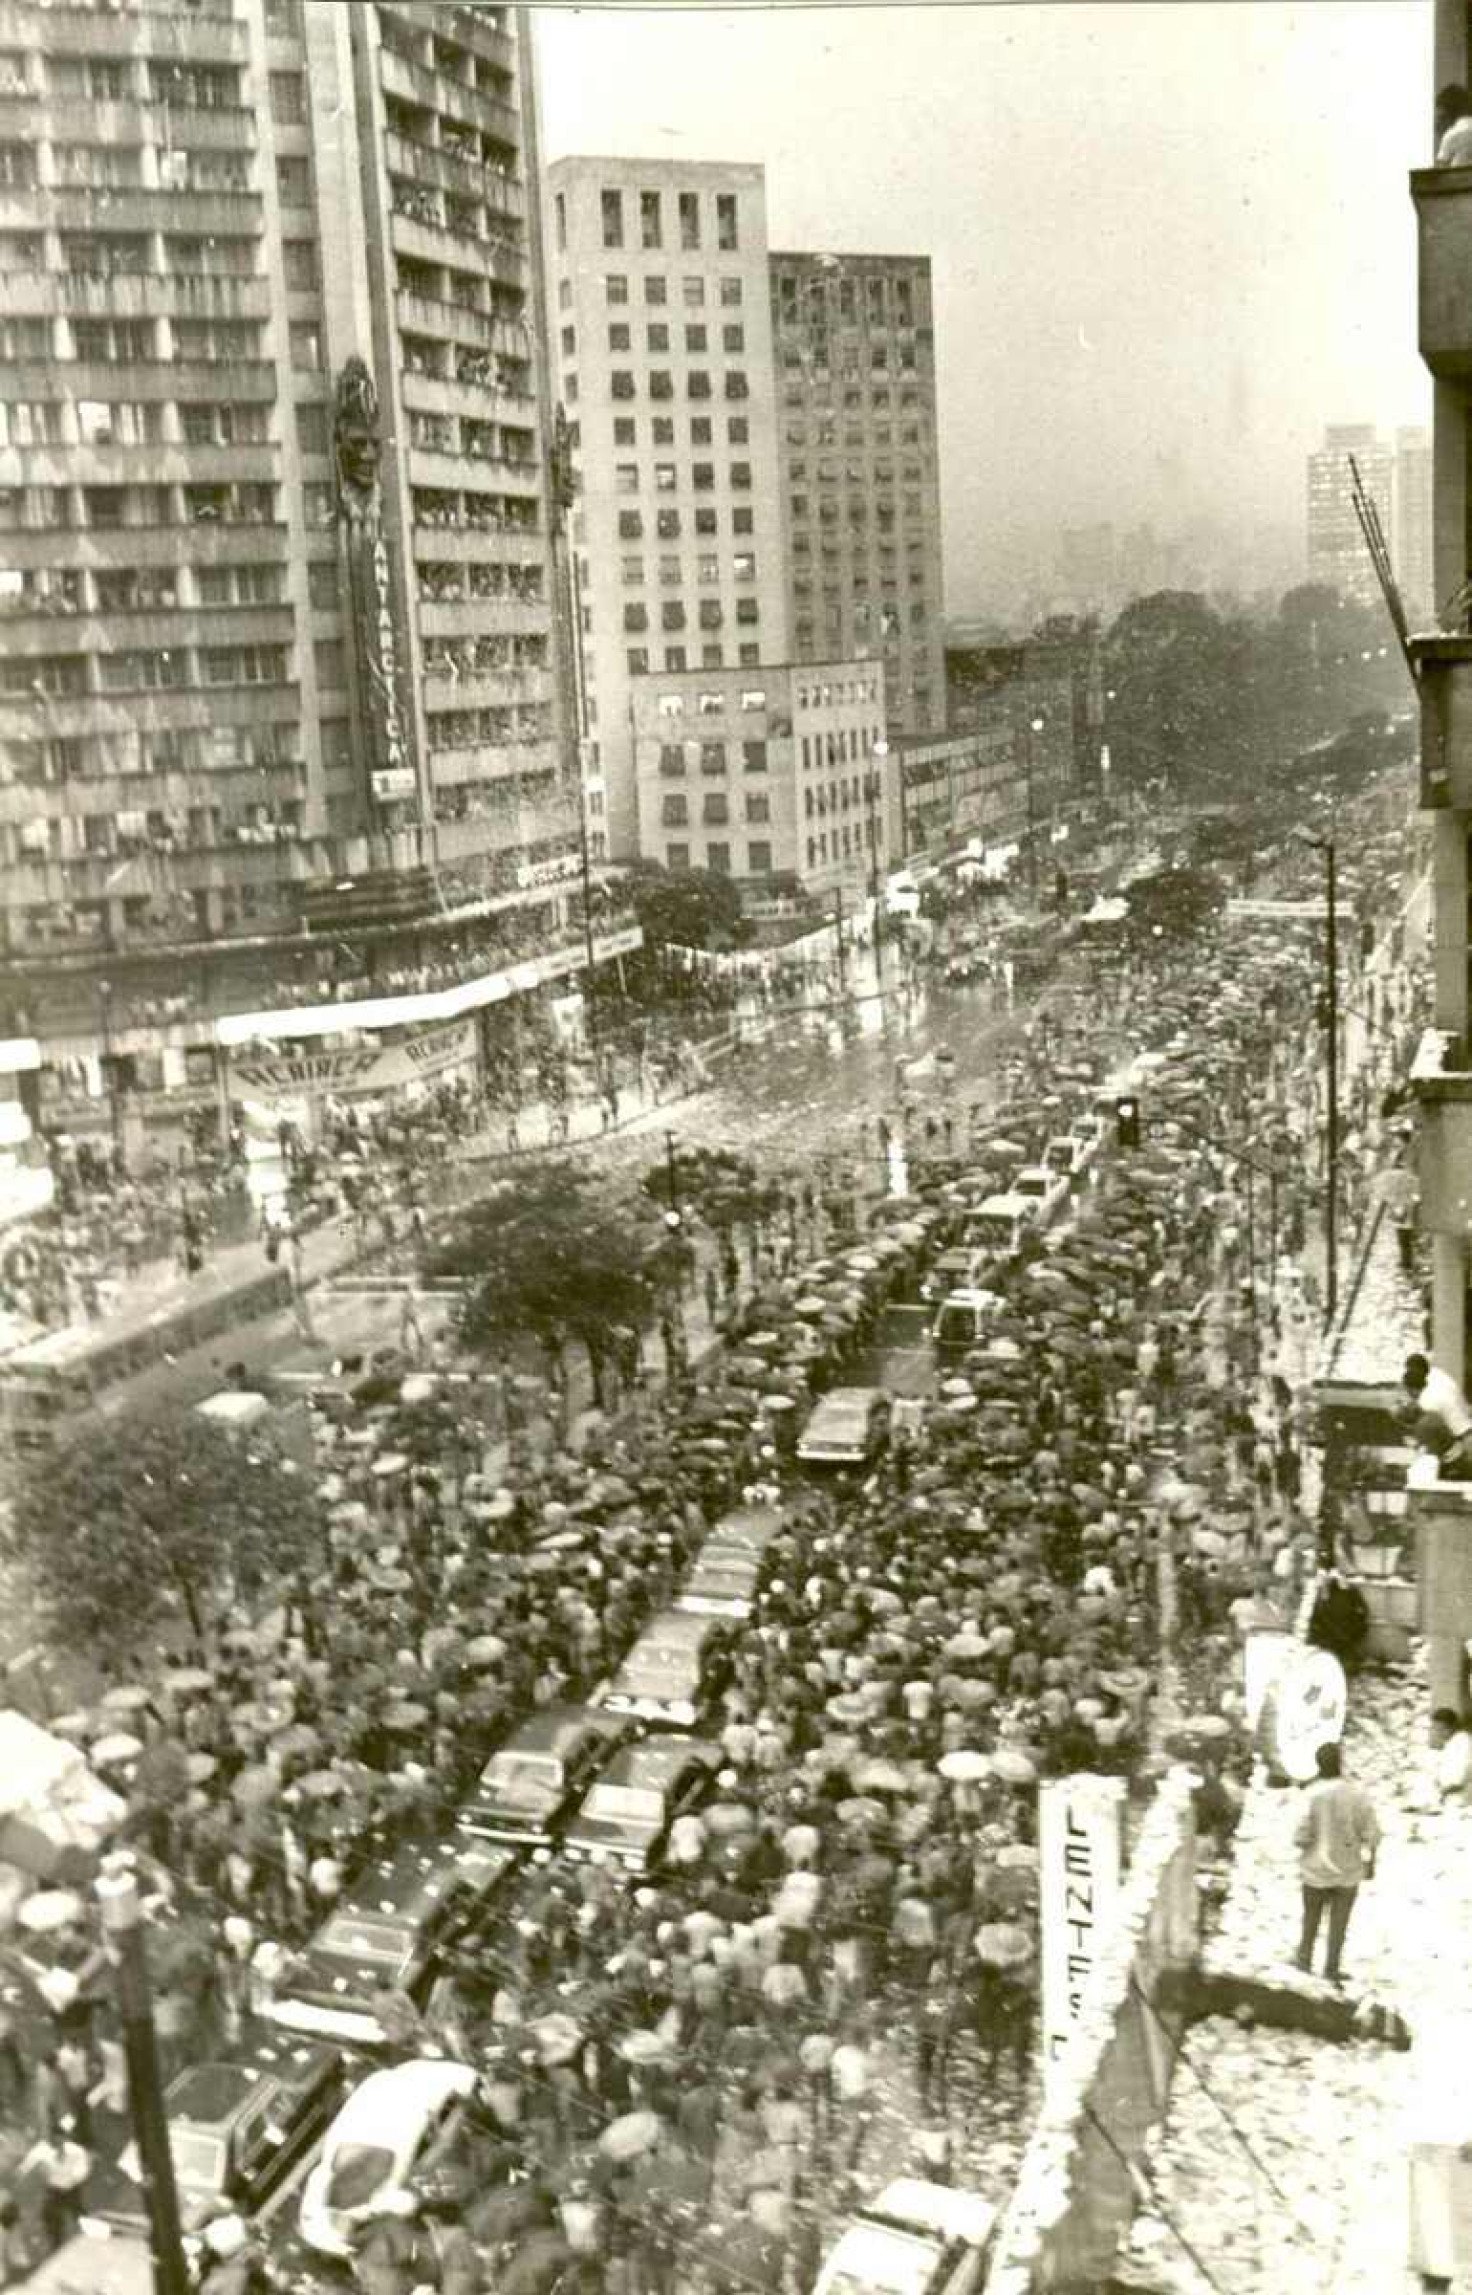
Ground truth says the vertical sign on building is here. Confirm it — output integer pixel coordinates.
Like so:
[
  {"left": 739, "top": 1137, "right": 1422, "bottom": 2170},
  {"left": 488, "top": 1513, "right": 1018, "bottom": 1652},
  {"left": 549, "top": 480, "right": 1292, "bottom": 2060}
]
[
  {"left": 334, "top": 355, "right": 418, "bottom": 818},
  {"left": 1038, "top": 1773, "right": 1127, "bottom": 2091}
]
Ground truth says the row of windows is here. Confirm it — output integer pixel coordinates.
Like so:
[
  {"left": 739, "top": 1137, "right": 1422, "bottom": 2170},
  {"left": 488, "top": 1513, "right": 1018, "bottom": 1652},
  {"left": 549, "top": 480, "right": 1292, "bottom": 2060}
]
[
  {"left": 784, "top": 343, "right": 920, "bottom": 376},
  {"left": 565, "top": 321, "right": 745, "bottom": 358},
  {"left": 613, "top": 460, "right": 752, "bottom": 495},
  {"left": 775, "top": 271, "right": 921, "bottom": 327},
  {"left": 584, "top": 187, "right": 740, "bottom": 254},
  {"left": 654, "top": 686, "right": 769, "bottom": 716},
  {"left": 659, "top": 791, "right": 768, "bottom": 827},
  {"left": 612, "top": 505, "right": 754, "bottom": 541},
  {"left": 9, "top": 721, "right": 298, "bottom": 788},
  {"left": 664, "top": 840, "right": 771, "bottom": 877},
  {"left": 0, "top": 643, "right": 294, "bottom": 698},
  {"left": 785, "top": 392, "right": 927, "bottom": 420},
  {"left": 628, "top": 644, "right": 761, "bottom": 674},
  {"left": 0, "top": 481, "right": 280, "bottom": 532},
  {"left": 0, "top": 560, "right": 333, "bottom": 614},
  {"left": 805, "top": 825, "right": 870, "bottom": 871},
  {"left": 799, "top": 727, "right": 884, "bottom": 770},
  {"left": 656, "top": 739, "right": 767, "bottom": 774},
  {"left": 604, "top": 368, "right": 750, "bottom": 406},
  {"left": 622, "top": 600, "right": 759, "bottom": 634},
  {"left": 611, "top": 416, "right": 750, "bottom": 452},
  {"left": 621, "top": 551, "right": 758, "bottom": 584},
  {"left": 568, "top": 273, "right": 744, "bottom": 311}
]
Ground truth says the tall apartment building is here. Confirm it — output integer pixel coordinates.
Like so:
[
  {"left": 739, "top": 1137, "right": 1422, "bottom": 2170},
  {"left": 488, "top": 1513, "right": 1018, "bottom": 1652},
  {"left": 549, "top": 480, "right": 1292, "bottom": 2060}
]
[
  {"left": 1306, "top": 423, "right": 1392, "bottom": 607},
  {"left": 1395, "top": 421, "right": 1435, "bottom": 626},
  {"left": 0, "top": 0, "right": 596, "bottom": 1150},
  {"left": 546, "top": 157, "right": 789, "bottom": 862},
  {"left": 768, "top": 251, "right": 945, "bottom": 740}
]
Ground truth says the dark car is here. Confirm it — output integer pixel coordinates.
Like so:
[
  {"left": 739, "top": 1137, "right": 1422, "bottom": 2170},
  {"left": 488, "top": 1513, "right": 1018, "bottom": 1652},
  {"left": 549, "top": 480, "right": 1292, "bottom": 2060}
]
[
  {"left": 81, "top": 2037, "right": 344, "bottom": 2237},
  {"left": 595, "top": 1609, "right": 733, "bottom": 1731},
  {"left": 562, "top": 1737, "right": 722, "bottom": 1873},
  {"left": 455, "top": 1705, "right": 632, "bottom": 1849},
  {"left": 268, "top": 1838, "right": 518, "bottom": 2047}
]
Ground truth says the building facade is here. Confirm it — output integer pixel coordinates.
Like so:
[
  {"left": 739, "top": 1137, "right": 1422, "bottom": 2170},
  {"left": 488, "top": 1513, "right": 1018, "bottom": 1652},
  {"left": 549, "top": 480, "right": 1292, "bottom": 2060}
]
[
  {"left": 767, "top": 251, "right": 945, "bottom": 741},
  {"left": 890, "top": 723, "right": 1024, "bottom": 868},
  {"left": 546, "top": 156, "right": 789, "bottom": 863},
  {"left": 1395, "top": 421, "right": 1435, "bottom": 627},
  {"left": 628, "top": 657, "right": 891, "bottom": 897},
  {"left": 946, "top": 623, "right": 1102, "bottom": 808},
  {"left": 0, "top": 0, "right": 605, "bottom": 1156},
  {"left": 1306, "top": 423, "right": 1392, "bottom": 607}
]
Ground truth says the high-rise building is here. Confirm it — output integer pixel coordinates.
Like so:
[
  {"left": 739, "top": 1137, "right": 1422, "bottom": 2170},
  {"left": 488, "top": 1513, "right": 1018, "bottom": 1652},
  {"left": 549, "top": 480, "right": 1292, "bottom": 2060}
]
[
  {"left": 1306, "top": 423, "right": 1390, "bottom": 606},
  {"left": 546, "top": 157, "right": 790, "bottom": 862},
  {"left": 0, "top": 0, "right": 613, "bottom": 1156},
  {"left": 767, "top": 251, "right": 945, "bottom": 741},
  {"left": 1395, "top": 422, "right": 1434, "bottom": 627}
]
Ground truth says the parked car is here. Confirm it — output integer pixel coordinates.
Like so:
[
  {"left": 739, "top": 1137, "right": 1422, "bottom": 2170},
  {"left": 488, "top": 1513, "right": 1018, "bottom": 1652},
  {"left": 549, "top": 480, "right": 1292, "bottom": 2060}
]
[
  {"left": 269, "top": 1840, "right": 517, "bottom": 2047},
  {"left": 812, "top": 2178, "right": 998, "bottom": 2295},
  {"left": 960, "top": 1192, "right": 1038, "bottom": 1264},
  {"left": 563, "top": 1736, "right": 722, "bottom": 1872},
  {"left": 596, "top": 1609, "right": 732, "bottom": 1730},
  {"left": 299, "top": 2057, "right": 480, "bottom": 2258},
  {"left": 919, "top": 1245, "right": 989, "bottom": 1304},
  {"left": 677, "top": 1550, "right": 764, "bottom": 1619},
  {"left": 455, "top": 1706, "right": 631, "bottom": 1849},
  {"left": 931, "top": 1287, "right": 1003, "bottom": 1356},
  {"left": 1013, "top": 1163, "right": 1071, "bottom": 1230},
  {"left": 796, "top": 1386, "right": 891, "bottom": 1468},
  {"left": 80, "top": 2037, "right": 344, "bottom": 2239}
]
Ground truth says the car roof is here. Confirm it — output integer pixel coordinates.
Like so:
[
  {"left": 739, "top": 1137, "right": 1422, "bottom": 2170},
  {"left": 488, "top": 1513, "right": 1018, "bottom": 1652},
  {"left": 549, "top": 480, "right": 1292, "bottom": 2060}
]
[
  {"left": 328, "top": 2058, "right": 476, "bottom": 2144},
  {"left": 974, "top": 1192, "right": 1030, "bottom": 1214},
  {"left": 595, "top": 1738, "right": 721, "bottom": 1790},
  {"left": 867, "top": 2178, "right": 997, "bottom": 2247},
  {"left": 163, "top": 2063, "right": 260, "bottom": 2127},
  {"left": 625, "top": 1608, "right": 721, "bottom": 1653},
  {"left": 332, "top": 1844, "right": 461, "bottom": 1928}
]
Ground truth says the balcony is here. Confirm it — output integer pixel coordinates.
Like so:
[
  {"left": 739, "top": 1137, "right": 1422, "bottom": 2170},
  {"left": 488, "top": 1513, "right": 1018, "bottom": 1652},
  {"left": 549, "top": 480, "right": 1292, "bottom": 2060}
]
[
  {"left": 1411, "top": 1027, "right": 1472, "bottom": 1228},
  {"left": 0, "top": 0, "right": 247, "bottom": 58},
  {"left": 383, "top": 130, "right": 524, "bottom": 220},
  {"left": 1410, "top": 631, "right": 1472, "bottom": 807},
  {"left": 426, "top": 736, "right": 558, "bottom": 785},
  {"left": 1414, "top": 164, "right": 1472, "bottom": 377},
  {"left": 395, "top": 288, "right": 523, "bottom": 353},
  {"left": 378, "top": 44, "right": 520, "bottom": 149},
  {"left": 417, "top": 596, "right": 550, "bottom": 639},
  {"left": 49, "top": 187, "right": 262, "bottom": 236}
]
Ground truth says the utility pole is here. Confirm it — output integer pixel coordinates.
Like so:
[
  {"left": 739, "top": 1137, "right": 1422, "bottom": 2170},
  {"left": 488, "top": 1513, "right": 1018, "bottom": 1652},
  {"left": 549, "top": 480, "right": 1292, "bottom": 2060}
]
[
  {"left": 1325, "top": 838, "right": 1339, "bottom": 1329},
  {"left": 833, "top": 881, "right": 848, "bottom": 1000},
  {"left": 97, "top": 1867, "right": 190, "bottom": 2295}
]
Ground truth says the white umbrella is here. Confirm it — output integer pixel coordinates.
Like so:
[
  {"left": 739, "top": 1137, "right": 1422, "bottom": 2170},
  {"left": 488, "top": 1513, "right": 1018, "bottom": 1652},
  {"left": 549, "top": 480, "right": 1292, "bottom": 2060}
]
[
  {"left": 18, "top": 1889, "right": 85, "bottom": 1934},
  {"left": 92, "top": 1731, "right": 144, "bottom": 1767}
]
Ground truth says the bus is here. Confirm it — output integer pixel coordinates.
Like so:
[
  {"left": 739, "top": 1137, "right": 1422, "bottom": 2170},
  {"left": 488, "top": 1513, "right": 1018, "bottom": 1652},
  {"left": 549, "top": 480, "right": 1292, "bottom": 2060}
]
[{"left": 0, "top": 1260, "right": 293, "bottom": 1453}]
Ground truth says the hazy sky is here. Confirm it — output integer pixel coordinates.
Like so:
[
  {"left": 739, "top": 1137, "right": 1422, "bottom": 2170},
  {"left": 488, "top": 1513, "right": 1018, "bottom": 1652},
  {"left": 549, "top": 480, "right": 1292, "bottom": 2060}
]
[{"left": 534, "top": 1, "right": 1433, "bottom": 615}]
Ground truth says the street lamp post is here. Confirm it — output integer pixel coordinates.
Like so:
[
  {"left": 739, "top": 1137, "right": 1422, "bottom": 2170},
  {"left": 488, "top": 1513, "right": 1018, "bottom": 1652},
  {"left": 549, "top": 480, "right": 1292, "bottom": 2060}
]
[
  {"left": 97, "top": 1868, "right": 190, "bottom": 2295},
  {"left": 1022, "top": 713, "right": 1045, "bottom": 899},
  {"left": 1298, "top": 832, "right": 1339, "bottom": 1327},
  {"left": 867, "top": 740, "right": 889, "bottom": 998}
]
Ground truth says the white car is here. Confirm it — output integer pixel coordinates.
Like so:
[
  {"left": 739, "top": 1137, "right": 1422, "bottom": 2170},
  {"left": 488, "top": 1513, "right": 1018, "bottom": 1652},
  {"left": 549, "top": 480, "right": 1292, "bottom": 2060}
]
[
  {"left": 298, "top": 2058, "right": 479, "bottom": 2259},
  {"left": 1012, "top": 1163, "right": 1071, "bottom": 1230},
  {"left": 813, "top": 2178, "right": 998, "bottom": 2295}
]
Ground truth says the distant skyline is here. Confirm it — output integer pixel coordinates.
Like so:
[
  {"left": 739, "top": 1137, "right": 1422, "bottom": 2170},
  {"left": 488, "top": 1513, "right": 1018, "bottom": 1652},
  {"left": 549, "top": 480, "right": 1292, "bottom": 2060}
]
[{"left": 534, "top": 2, "right": 1432, "bottom": 618}]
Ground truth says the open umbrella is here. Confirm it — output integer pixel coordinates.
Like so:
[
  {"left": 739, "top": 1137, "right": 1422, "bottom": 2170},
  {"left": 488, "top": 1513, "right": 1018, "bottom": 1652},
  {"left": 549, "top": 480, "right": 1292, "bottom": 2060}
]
[
  {"left": 295, "top": 1768, "right": 345, "bottom": 1800},
  {"left": 530, "top": 2012, "right": 584, "bottom": 2067},
  {"left": 854, "top": 1758, "right": 909, "bottom": 1794},
  {"left": 92, "top": 1731, "right": 143, "bottom": 1767},
  {"left": 973, "top": 1921, "right": 1032, "bottom": 1968},
  {"left": 995, "top": 1843, "right": 1039, "bottom": 1871},
  {"left": 161, "top": 1668, "right": 214, "bottom": 1700},
  {"left": 186, "top": 1753, "right": 218, "bottom": 1787},
  {"left": 944, "top": 1631, "right": 989, "bottom": 1662},
  {"left": 272, "top": 1723, "right": 322, "bottom": 1763},
  {"left": 17, "top": 1889, "right": 85, "bottom": 1935},
  {"left": 371, "top": 1451, "right": 410, "bottom": 1479},
  {"left": 835, "top": 1797, "right": 887, "bottom": 1828},
  {"left": 704, "top": 1801, "right": 756, "bottom": 1837},
  {"left": 384, "top": 1702, "right": 429, "bottom": 1733},
  {"left": 231, "top": 1764, "right": 279, "bottom": 1809},
  {"left": 464, "top": 1635, "right": 507, "bottom": 1667},
  {"left": 599, "top": 2111, "right": 664, "bottom": 2161},
  {"left": 368, "top": 1568, "right": 413, "bottom": 1595},
  {"left": 938, "top": 1749, "right": 992, "bottom": 1783},
  {"left": 100, "top": 1685, "right": 152, "bottom": 1715},
  {"left": 990, "top": 1748, "right": 1038, "bottom": 1787}
]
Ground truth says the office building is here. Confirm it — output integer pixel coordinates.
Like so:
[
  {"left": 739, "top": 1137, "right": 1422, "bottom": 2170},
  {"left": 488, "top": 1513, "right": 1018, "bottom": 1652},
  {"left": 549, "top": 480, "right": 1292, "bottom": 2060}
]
[
  {"left": 1306, "top": 423, "right": 1391, "bottom": 607},
  {"left": 1395, "top": 422, "right": 1434, "bottom": 627},
  {"left": 628, "top": 657, "right": 892, "bottom": 897},
  {"left": 768, "top": 250, "right": 945, "bottom": 740},
  {"left": 546, "top": 156, "right": 789, "bottom": 862},
  {"left": 946, "top": 624, "right": 1103, "bottom": 806},
  {"left": 0, "top": 0, "right": 611, "bottom": 1153}
]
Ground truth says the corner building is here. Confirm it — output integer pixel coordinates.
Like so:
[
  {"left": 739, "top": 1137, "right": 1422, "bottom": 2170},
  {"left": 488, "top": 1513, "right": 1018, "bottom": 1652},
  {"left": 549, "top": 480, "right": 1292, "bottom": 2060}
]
[
  {"left": 0, "top": 0, "right": 596, "bottom": 1152},
  {"left": 546, "top": 157, "right": 790, "bottom": 863}
]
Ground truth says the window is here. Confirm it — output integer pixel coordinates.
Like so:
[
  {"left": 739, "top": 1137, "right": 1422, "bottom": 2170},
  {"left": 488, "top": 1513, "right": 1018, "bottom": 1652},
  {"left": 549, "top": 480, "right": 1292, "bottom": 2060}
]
[
  {"left": 695, "top": 507, "right": 718, "bottom": 535},
  {"left": 283, "top": 240, "right": 319, "bottom": 291},
  {"left": 601, "top": 189, "right": 624, "bottom": 249},
  {"left": 686, "top": 325, "right": 708, "bottom": 353},
  {"left": 725, "top": 371, "right": 749, "bottom": 401},
  {"left": 269, "top": 71, "right": 306, "bottom": 125},
  {"left": 613, "top": 417, "right": 636, "bottom": 448},
  {"left": 721, "top": 324, "right": 745, "bottom": 355},
  {"left": 606, "top": 273, "right": 629, "bottom": 304},
  {"left": 627, "top": 647, "right": 649, "bottom": 673},
  {"left": 296, "top": 403, "right": 328, "bottom": 455},
  {"left": 720, "top": 277, "right": 742, "bottom": 306},
  {"left": 623, "top": 603, "right": 648, "bottom": 632},
  {"left": 683, "top": 276, "right": 705, "bottom": 307},
  {"left": 289, "top": 322, "right": 323, "bottom": 373},
  {"left": 615, "top": 464, "right": 640, "bottom": 494},
  {"left": 698, "top": 598, "right": 722, "bottom": 630},
  {"left": 703, "top": 791, "right": 729, "bottom": 824},
  {"left": 665, "top": 841, "right": 690, "bottom": 869},
  {"left": 697, "top": 689, "right": 723, "bottom": 716},
  {"left": 665, "top": 645, "right": 687, "bottom": 669},
  {"left": 740, "top": 687, "right": 766, "bottom": 710},
  {"left": 688, "top": 371, "right": 711, "bottom": 401},
  {"left": 658, "top": 692, "right": 685, "bottom": 718},
  {"left": 692, "top": 463, "right": 714, "bottom": 492},
  {"left": 652, "top": 417, "right": 675, "bottom": 446},
  {"left": 701, "top": 644, "right": 724, "bottom": 668},
  {"left": 621, "top": 556, "right": 644, "bottom": 584},
  {"left": 635, "top": 188, "right": 661, "bottom": 248},
  {"left": 645, "top": 274, "right": 667, "bottom": 305},
  {"left": 656, "top": 508, "right": 680, "bottom": 539},
  {"left": 647, "top": 323, "right": 669, "bottom": 352},
  {"left": 733, "top": 552, "right": 756, "bottom": 583},
  {"left": 554, "top": 192, "right": 567, "bottom": 252},
  {"left": 729, "top": 462, "right": 752, "bottom": 491},
  {"left": 649, "top": 371, "right": 673, "bottom": 402},
  {"left": 618, "top": 509, "right": 644, "bottom": 539},
  {"left": 560, "top": 325, "right": 576, "bottom": 356},
  {"left": 308, "top": 560, "right": 340, "bottom": 609},
  {"left": 697, "top": 553, "right": 719, "bottom": 583},
  {"left": 661, "top": 793, "right": 688, "bottom": 826},
  {"left": 654, "top": 463, "right": 677, "bottom": 492},
  {"left": 313, "top": 638, "right": 346, "bottom": 686},
  {"left": 700, "top": 739, "right": 726, "bottom": 773},
  {"left": 728, "top": 417, "right": 749, "bottom": 444},
  {"left": 732, "top": 507, "right": 754, "bottom": 535},
  {"left": 661, "top": 601, "right": 686, "bottom": 632},
  {"left": 716, "top": 193, "right": 738, "bottom": 249},
  {"left": 735, "top": 599, "right": 759, "bottom": 626},
  {"left": 743, "top": 739, "right": 767, "bottom": 772},
  {"left": 611, "top": 372, "right": 635, "bottom": 401},
  {"left": 746, "top": 793, "right": 770, "bottom": 824},
  {"left": 678, "top": 190, "right": 700, "bottom": 250},
  {"left": 658, "top": 554, "right": 681, "bottom": 586},
  {"left": 707, "top": 841, "right": 731, "bottom": 873},
  {"left": 277, "top": 155, "right": 310, "bottom": 205},
  {"left": 659, "top": 743, "right": 686, "bottom": 776},
  {"left": 691, "top": 417, "right": 713, "bottom": 446}
]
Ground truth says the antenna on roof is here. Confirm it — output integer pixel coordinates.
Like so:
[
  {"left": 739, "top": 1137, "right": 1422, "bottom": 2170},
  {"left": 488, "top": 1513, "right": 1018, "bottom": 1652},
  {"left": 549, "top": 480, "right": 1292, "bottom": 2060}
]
[{"left": 1349, "top": 452, "right": 1416, "bottom": 683}]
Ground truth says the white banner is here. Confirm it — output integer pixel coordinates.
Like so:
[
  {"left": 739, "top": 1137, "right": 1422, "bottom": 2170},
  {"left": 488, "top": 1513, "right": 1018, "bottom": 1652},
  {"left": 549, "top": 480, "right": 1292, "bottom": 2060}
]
[
  {"left": 1038, "top": 1773, "right": 1127, "bottom": 2089},
  {"left": 233, "top": 1018, "right": 478, "bottom": 1108}
]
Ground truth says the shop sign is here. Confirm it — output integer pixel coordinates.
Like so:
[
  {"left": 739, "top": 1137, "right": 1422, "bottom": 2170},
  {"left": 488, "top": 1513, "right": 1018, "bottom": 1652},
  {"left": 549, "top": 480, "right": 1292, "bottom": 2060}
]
[
  {"left": 1039, "top": 1772, "right": 1126, "bottom": 2088},
  {"left": 233, "top": 1019, "right": 476, "bottom": 1104}
]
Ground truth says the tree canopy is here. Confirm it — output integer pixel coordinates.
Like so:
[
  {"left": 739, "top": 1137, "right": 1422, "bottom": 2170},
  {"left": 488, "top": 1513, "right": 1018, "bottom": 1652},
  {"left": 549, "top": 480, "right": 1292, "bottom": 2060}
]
[
  {"left": 430, "top": 1161, "right": 658, "bottom": 1370},
  {"left": 3, "top": 1405, "right": 322, "bottom": 1666},
  {"left": 1120, "top": 863, "right": 1227, "bottom": 947},
  {"left": 626, "top": 863, "right": 751, "bottom": 952},
  {"left": 642, "top": 1145, "right": 786, "bottom": 1237}
]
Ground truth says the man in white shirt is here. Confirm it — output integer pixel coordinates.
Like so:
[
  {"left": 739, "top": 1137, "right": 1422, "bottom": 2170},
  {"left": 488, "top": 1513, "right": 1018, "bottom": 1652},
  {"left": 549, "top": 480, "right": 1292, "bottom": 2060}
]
[
  {"left": 1437, "top": 81, "right": 1472, "bottom": 165},
  {"left": 1431, "top": 1707, "right": 1472, "bottom": 1802},
  {"left": 1404, "top": 1353, "right": 1472, "bottom": 1477}
]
